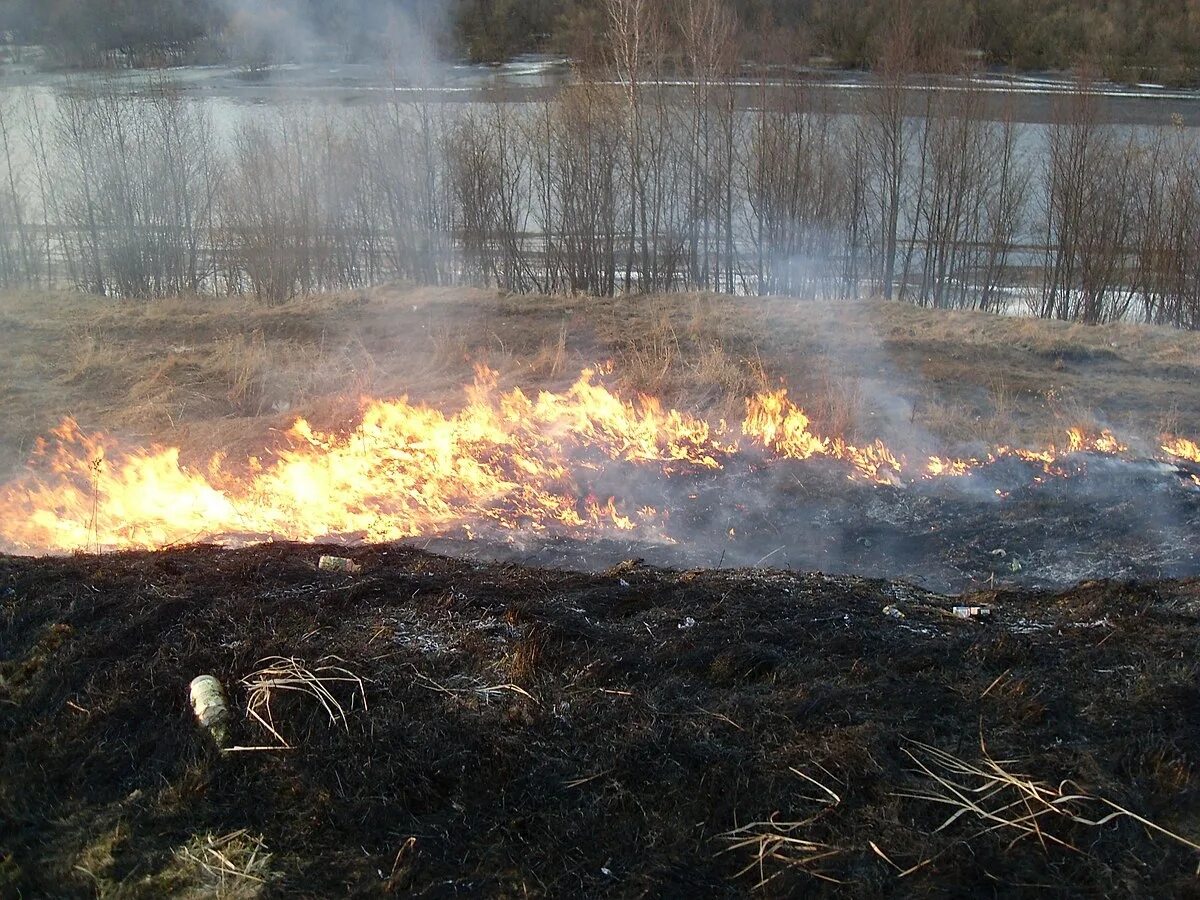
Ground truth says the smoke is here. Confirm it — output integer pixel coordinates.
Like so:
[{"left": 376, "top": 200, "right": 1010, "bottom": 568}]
[{"left": 214, "top": 0, "right": 452, "bottom": 83}]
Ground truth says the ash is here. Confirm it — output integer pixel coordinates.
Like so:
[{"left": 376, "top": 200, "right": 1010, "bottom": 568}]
[{"left": 415, "top": 454, "right": 1200, "bottom": 593}]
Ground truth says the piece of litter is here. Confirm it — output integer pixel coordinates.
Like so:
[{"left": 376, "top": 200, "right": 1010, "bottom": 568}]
[
  {"left": 953, "top": 605, "right": 992, "bottom": 619},
  {"left": 990, "top": 548, "right": 1007, "bottom": 558},
  {"left": 319, "top": 555, "right": 361, "bottom": 574},
  {"left": 189, "top": 674, "right": 231, "bottom": 748},
  {"left": 679, "top": 616, "right": 697, "bottom": 629},
  {"left": 882, "top": 605, "right": 905, "bottom": 619}
]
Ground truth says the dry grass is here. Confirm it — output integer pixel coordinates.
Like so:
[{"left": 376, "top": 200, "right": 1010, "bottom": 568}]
[
  {"left": 802, "top": 369, "right": 866, "bottom": 441},
  {"left": 876, "top": 300, "right": 1200, "bottom": 369},
  {"left": 237, "top": 655, "right": 367, "bottom": 751},
  {"left": 70, "top": 824, "right": 271, "bottom": 898},
  {"left": 602, "top": 296, "right": 769, "bottom": 415},
  {"left": 211, "top": 331, "right": 275, "bottom": 416},
  {"left": 173, "top": 830, "right": 271, "bottom": 899},
  {"left": 528, "top": 321, "right": 569, "bottom": 380},
  {"left": 2, "top": 286, "right": 1198, "bottom": 480},
  {"left": 897, "top": 737, "right": 1200, "bottom": 863},
  {"left": 505, "top": 628, "right": 545, "bottom": 685},
  {"left": 719, "top": 768, "right": 845, "bottom": 889},
  {"left": 61, "top": 325, "right": 120, "bottom": 385}
]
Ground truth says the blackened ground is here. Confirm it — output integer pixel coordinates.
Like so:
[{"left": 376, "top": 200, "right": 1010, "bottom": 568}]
[
  {"left": 2, "top": 544, "right": 1199, "bottom": 897},
  {"left": 418, "top": 453, "right": 1200, "bottom": 593}
]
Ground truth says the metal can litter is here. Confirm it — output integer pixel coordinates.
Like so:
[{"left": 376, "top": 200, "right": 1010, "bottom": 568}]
[
  {"left": 318, "top": 555, "right": 361, "bottom": 574},
  {"left": 189, "top": 674, "right": 230, "bottom": 747}
]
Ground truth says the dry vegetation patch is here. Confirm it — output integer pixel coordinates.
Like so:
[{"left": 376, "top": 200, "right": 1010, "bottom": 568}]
[{"left": 2, "top": 287, "right": 1198, "bottom": 481}]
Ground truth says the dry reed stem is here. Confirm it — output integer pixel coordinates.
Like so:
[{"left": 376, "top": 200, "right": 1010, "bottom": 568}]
[
  {"left": 718, "top": 768, "right": 844, "bottom": 888},
  {"left": 896, "top": 737, "right": 1200, "bottom": 861},
  {"left": 409, "top": 666, "right": 540, "bottom": 706},
  {"left": 240, "top": 655, "right": 367, "bottom": 750}
]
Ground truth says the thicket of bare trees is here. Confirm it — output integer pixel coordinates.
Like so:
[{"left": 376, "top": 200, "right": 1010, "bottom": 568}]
[
  {"left": 51, "top": 81, "right": 219, "bottom": 297},
  {"left": 1, "top": 0, "right": 1199, "bottom": 328}
]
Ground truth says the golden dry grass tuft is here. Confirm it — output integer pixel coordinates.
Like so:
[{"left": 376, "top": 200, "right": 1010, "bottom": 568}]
[
  {"left": 237, "top": 655, "right": 368, "bottom": 751},
  {"left": 70, "top": 824, "right": 271, "bottom": 898},
  {"left": 172, "top": 830, "right": 272, "bottom": 899}
]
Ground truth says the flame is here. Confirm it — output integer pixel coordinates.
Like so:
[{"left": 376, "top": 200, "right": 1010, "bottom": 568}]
[
  {"left": 0, "top": 367, "right": 1193, "bottom": 555},
  {"left": 926, "top": 456, "right": 972, "bottom": 478},
  {"left": 1065, "top": 427, "right": 1126, "bottom": 455},
  {"left": 741, "top": 390, "right": 903, "bottom": 483},
  {"left": 1163, "top": 437, "right": 1200, "bottom": 464}
]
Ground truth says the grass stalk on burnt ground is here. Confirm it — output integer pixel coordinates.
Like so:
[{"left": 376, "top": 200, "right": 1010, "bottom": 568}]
[
  {"left": 238, "top": 655, "right": 368, "bottom": 751},
  {"left": 896, "top": 737, "right": 1200, "bottom": 864},
  {"left": 173, "top": 829, "right": 272, "bottom": 898},
  {"left": 1, "top": 544, "right": 1198, "bottom": 896}
]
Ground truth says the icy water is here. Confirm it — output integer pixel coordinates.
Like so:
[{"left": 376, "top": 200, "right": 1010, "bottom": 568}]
[
  {"left": 5, "top": 55, "right": 1200, "bottom": 135},
  {"left": 4, "top": 58, "right": 1191, "bottom": 243}
]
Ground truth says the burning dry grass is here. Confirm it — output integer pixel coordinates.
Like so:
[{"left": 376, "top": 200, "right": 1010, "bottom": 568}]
[
  {"left": 2, "top": 285, "right": 1199, "bottom": 491},
  {"left": 1, "top": 285, "right": 1199, "bottom": 556}
]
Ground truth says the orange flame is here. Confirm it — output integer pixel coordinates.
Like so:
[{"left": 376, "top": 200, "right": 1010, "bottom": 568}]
[
  {"left": 0, "top": 368, "right": 1193, "bottom": 555},
  {"left": 741, "top": 390, "right": 903, "bottom": 483},
  {"left": 1163, "top": 437, "right": 1200, "bottom": 464}
]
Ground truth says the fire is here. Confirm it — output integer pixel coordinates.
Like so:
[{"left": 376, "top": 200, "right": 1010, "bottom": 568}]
[
  {"left": 1066, "top": 427, "right": 1126, "bottom": 455},
  {"left": 926, "top": 456, "right": 972, "bottom": 478},
  {"left": 925, "top": 429, "right": 1129, "bottom": 479},
  {"left": 741, "top": 389, "right": 903, "bottom": 482},
  {"left": 1163, "top": 437, "right": 1200, "bottom": 464},
  {"left": 0, "top": 367, "right": 1193, "bottom": 555}
]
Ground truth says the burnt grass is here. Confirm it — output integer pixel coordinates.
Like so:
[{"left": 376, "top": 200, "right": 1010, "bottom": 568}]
[
  {"left": 3, "top": 545, "right": 1200, "bottom": 897},
  {"left": 423, "top": 454, "right": 1200, "bottom": 594}
]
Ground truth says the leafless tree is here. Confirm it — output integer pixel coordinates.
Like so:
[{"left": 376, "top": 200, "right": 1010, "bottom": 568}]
[
  {"left": 1040, "top": 75, "right": 1139, "bottom": 324},
  {"left": 856, "top": 5, "right": 918, "bottom": 299}
]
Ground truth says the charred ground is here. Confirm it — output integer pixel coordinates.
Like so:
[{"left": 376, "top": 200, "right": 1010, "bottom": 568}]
[
  {"left": 3, "top": 544, "right": 1200, "bottom": 897},
  {"left": 416, "top": 451, "right": 1200, "bottom": 593}
]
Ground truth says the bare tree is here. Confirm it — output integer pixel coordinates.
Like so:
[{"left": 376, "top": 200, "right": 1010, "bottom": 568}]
[
  {"left": 856, "top": 4, "right": 917, "bottom": 300},
  {"left": 605, "top": 0, "right": 666, "bottom": 293},
  {"left": 1040, "top": 75, "right": 1139, "bottom": 324}
]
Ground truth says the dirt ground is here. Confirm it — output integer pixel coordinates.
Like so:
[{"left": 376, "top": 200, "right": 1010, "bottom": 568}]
[
  {"left": 2, "top": 544, "right": 1200, "bottom": 898},
  {"left": 1, "top": 286, "right": 1198, "bottom": 479}
]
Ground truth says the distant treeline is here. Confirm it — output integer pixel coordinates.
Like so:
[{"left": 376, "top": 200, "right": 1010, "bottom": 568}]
[
  {"left": 2, "top": 58, "right": 1200, "bottom": 329},
  {"left": 2, "top": 0, "right": 1199, "bottom": 84}
]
